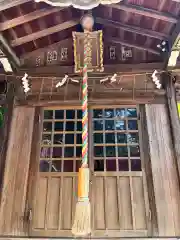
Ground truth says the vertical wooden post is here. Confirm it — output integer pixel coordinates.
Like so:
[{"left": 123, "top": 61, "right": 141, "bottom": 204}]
[
  {"left": 146, "top": 104, "right": 180, "bottom": 236},
  {"left": 0, "top": 80, "right": 14, "bottom": 192},
  {"left": 0, "top": 106, "right": 35, "bottom": 236},
  {"left": 163, "top": 72, "right": 180, "bottom": 178},
  {"left": 139, "top": 105, "right": 158, "bottom": 236}
]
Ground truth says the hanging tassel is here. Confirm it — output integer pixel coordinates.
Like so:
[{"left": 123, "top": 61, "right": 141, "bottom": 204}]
[{"left": 72, "top": 167, "right": 91, "bottom": 236}]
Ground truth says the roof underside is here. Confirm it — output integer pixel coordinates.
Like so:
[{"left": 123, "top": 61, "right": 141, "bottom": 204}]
[{"left": 0, "top": 0, "right": 180, "bottom": 64}]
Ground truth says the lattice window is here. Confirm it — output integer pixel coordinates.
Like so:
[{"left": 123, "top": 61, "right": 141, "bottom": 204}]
[
  {"left": 92, "top": 107, "right": 141, "bottom": 172},
  {"left": 40, "top": 109, "right": 82, "bottom": 172},
  {"left": 39, "top": 107, "right": 141, "bottom": 173}
]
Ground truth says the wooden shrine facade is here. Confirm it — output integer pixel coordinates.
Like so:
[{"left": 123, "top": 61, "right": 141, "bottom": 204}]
[{"left": 0, "top": 0, "right": 180, "bottom": 239}]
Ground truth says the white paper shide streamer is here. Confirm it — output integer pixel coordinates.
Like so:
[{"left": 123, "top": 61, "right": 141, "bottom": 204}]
[
  {"left": 22, "top": 73, "right": 30, "bottom": 93},
  {"left": 152, "top": 70, "right": 162, "bottom": 89}
]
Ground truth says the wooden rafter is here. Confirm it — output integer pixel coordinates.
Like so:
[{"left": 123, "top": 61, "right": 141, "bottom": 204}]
[
  {"left": 20, "top": 38, "right": 71, "bottom": 59},
  {"left": 0, "top": 33, "right": 20, "bottom": 68},
  {"left": 106, "top": 37, "right": 160, "bottom": 55},
  {"left": 166, "top": 20, "right": 180, "bottom": 68},
  {"left": 111, "top": 3, "right": 178, "bottom": 23},
  {"left": 11, "top": 20, "right": 78, "bottom": 47},
  {"left": 0, "top": 0, "right": 31, "bottom": 11},
  {"left": 0, "top": 7, "right": 65, "bottom": 31},
  {"left": 96, "top": 17, "right": 168, "bottom": 40}
]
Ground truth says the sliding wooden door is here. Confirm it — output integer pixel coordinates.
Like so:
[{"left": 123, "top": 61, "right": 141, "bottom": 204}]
[
  {"left": 90, "top": 106, "right": 149, "bottom": 237},
  {"left": 28, "top": 106, "right": 150, "bottom": 238}
]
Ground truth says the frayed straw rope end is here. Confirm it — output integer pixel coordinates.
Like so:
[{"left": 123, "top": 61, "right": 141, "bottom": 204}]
[
  {"left": 72, "top": 167, "right": 91, "bottom": 237},
  {"left": 72, "top": 200, "right": 91, "bottom": 236}
]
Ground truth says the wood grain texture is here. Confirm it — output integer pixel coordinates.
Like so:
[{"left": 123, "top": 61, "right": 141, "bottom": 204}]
[
  {"left": 145, "top": 104, "right": 180, "bottom": 236},
  {"left": 163, "top": 73, "right": 180, "bottom": 183},
  {"left": 0, "top": 106, "right": 35, "bottom": 235},
  {"left": 139, "top": 105, "right": 158, "bottom": 236}
]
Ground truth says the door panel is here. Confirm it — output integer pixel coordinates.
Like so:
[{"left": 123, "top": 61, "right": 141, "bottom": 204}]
[
  {"left": 31, "top": 175, "right": 78, "bottom": 236},
  {"left": 91, "top": 107, "right": 148, "bottom": 237},
  {"left": 29, "top": 106, "right": 149, "bottom": 238}
]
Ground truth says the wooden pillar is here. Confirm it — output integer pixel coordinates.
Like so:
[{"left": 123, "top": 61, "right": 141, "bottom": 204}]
[
  {"left": 0, "top": 106, "right": 35, "bottom": 236},
  {"left": 139, "top": 105, "right": 158, "bottom": 236},
  {"left": 163, "top": 72, "right": 180, "bottom": 178},
  {"left": 0, "top": 80, "right": 14, "bottom": 191},
  {"left": 145, "top": 104, "right": 180, "bottom": 236}
]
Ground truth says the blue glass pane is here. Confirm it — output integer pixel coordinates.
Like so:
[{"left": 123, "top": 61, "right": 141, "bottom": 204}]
[
  {"left": 127, "top": 108, "right": 137, "bottom": 117},
  {"left": 115, "top": 120, "right": 126, "bottom": 130},
  {"left": 104, "top": 109, "right": 114, "bottom": 118},
  {"left": 128, "top": 120, "right": 138, "bottom": 130}
]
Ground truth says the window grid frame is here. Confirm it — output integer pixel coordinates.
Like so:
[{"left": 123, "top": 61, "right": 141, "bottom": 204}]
[
  {"left": 40, "top": 109, "right": 82, "bottom": 173},
  {"left": 92, "top": 107, "right": 141, "bottom": 172},
  {"left": 39, "top": 106, "right": 141, "bottom": 173}
]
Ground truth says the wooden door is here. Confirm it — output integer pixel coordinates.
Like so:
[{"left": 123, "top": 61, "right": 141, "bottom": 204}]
[
  {"left": 90, "top": 106, "right": 149, "bottom": 237},
  {"left": 29, "top": 106, "right": 149, "bottom": 238},
  {"left": 29, "top": 107, "right": 81, "bottom": 237}
]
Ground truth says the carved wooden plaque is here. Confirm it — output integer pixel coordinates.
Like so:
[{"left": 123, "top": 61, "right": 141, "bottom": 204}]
[{"left": 73, "top": 30, "right": 104, "bottom": 73}]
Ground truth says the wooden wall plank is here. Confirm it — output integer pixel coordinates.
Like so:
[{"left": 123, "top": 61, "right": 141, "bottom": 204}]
[
  {"left": 118, "top": 177, "right": 133, "bottom": 230},
  {"left": 94, "top": 177, "right": 105, "bottom": 230},
  {"left": 33, "top": 177, "right": 48, "bottom": 229},
  {"left": 46, "top": 177, "right": 60, "bottom": 230},
  {"left": 132, "top": 177, "right": 146, "bottom": 230},
  {"left": 105, "top": 177, "right": 119, "bottom": 229},
  {"left": 0, "top": 106, "right": 35, "bottom": 235},
  {"left": 61, "top": 177, "right": 73, "bottom": 230},
  {"left": 139, "top": 105, "right": 158, "bottom": 235},
  {"left": 145, "top": 104, "right": 180, "bottom": 236}
]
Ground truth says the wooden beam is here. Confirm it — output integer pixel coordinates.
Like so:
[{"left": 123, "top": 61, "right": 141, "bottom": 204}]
[
  {"left": 111, "top": 3, "right": 178, "bottom": 23},
  {"left": 0, "top": 7, "right": 65, "bottom": 31},
  {"left": 11, "top": 20, "right": 78, "bottom": 47},
  {"left": 166, "top": 19, "right": 180, "bottom": 68},
  {"left": 0, "top": 34, "right": 20, "bottom": 68},
  {"left": 105, "top": 37, "right": 160, "bottom": 55},
  {"left": 96, "top": 17, "right": 168, "bottom": 40},
  {"left": 0, "top": 0, "right": 31, "bottom": 11},
  {"left": 18, "top": 62, "right": 165, "bottom": 76},
  {"left": 20, "top": 38, "right": 71, "bottom": 59}
]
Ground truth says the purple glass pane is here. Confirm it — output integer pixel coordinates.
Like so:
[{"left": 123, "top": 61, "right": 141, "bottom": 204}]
[
  {"left": 51, "top": 161, "right": 62, "bottom": 172},
  {"left": 131, "top": 159, "right": 141, "bottom": 171},
  {"left": 52, "top": 147, "right": 62, "bottom": 158},
  {"left": 39, "top": 160, "right": 50, "bottom": 172},
  {"left": 118, "top": 159, "right": 129, "bottom": 171},
  {"left": 40, "top": 147, "right": 51, "bottom": 158},
  {"left": 63, "top": 160, "right": 73, "bottom": 172},
  {"left": 106, "top": 159, "right": 116, "bottom": 171},
  {"left": 75, "top": 160, "right": 81, "bottom": 172}
]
